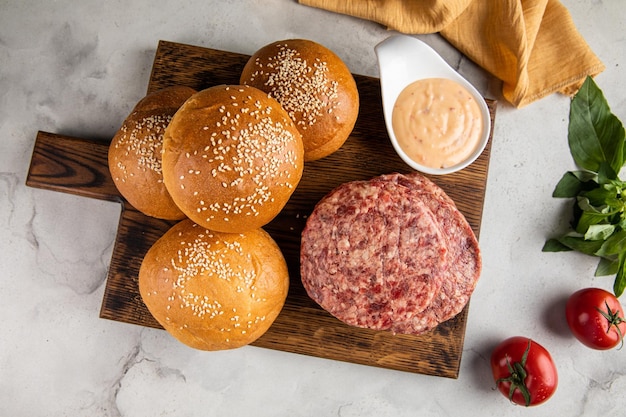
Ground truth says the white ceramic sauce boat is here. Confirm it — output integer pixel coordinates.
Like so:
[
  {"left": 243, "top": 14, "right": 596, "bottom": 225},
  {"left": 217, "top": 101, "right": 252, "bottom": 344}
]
[{"left": 375, "top": 35, "right": 491, "bottom": 175}]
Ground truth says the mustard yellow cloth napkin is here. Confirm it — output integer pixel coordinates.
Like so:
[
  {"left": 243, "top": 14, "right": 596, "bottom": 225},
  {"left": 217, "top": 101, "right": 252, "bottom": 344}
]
[{"left": 299, "top": 0, "right": 605, "bottom": 107}]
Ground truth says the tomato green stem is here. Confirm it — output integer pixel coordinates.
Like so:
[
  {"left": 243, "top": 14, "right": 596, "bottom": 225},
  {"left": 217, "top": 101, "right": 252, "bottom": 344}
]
[
  {"left": 496, "top": 339, "right": 532, "bottom": 406},
  {"left": 597, "top": 301, "right": 625, "bottom": 349}
]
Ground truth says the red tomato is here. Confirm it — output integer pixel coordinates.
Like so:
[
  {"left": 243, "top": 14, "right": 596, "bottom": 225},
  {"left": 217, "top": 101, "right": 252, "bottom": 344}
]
[
  {"left": 490, "top": 337, "right": 558, "bottom": 406},
  {"left": 565, "top": 287, "right": 626, "bottom": 350}
]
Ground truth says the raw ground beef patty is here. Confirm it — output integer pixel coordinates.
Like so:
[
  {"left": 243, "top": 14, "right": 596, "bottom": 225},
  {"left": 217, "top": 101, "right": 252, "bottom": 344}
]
[{"left": 300, "top": 172, "right": 481, "bottom": 335}]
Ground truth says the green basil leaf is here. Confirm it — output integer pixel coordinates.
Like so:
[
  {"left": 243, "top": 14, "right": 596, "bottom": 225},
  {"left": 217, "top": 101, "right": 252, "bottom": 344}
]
[
  {"left": 576, "top": 196, "right": 598, "bottom": 212},
  {"left": 553, "top": 172, "right": 585, "bottom": 198},
  {"left": 574, "top": 196, "right": 615, "bottom": 234},
  {"left": 577, "top": 212, "right": 609, "bottom": 234},
  {"left": 542, "top": 238, "right": 573, "bottom": 252},
  {"left": 582, "top": 184, "right": 618, "bottom": 207},
  {"left": 553, "top": 171, "right": 598, "bottom": 198},
  {"left": 552, "top": 234, "right": 605, "bottom": 256},
  {"left": 585, "top": 224, "right": 616, "bottom": 240},
  {"left": 614, "top": 252, "right": 626, "bottom": 297},
  {"left": 596, "top": 229, "right": 626, "bottom": 257},
  {"left": 572, "top": 170, "right": 599, "bottom": 182},
  {"left": 568, "top": 77, "right": 626, "bottom": 176},
  {"left": 595, "top": 257, "right": 618, "bottom": 276},
  {"left": 598, "top": 161, "right": 618, "bottom": 184}
]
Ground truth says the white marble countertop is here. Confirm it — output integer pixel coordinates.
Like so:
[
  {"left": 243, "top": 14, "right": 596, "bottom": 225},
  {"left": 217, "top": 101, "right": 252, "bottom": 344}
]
[{"left": 2, "top": 1, "right": 625, "bottom": 415}]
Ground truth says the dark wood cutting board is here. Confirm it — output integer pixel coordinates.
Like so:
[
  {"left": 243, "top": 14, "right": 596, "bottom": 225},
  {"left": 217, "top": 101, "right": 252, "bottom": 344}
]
[{"left": 26, "top": 40, "right": 496, "bottom": 378}]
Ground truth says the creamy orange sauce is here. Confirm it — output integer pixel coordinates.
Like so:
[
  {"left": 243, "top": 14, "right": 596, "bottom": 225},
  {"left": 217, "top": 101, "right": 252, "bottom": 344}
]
[{"left": 391, "top": 78, "right": 483, "bottom": 169}]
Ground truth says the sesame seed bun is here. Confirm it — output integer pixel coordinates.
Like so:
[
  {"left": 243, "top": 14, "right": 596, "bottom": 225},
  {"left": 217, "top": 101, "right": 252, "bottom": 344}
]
[
  {"left": 139, "top": 219, "right": 289, "bottom": 350},
  {"left": 108, "top": 85, "right": 196, "bottom": 219},
  {"left": 162, "top": 84, "right": 304, "bottom": 233},
  {"left": 240, "top": 39, "right": 359, "bottom": 161}
]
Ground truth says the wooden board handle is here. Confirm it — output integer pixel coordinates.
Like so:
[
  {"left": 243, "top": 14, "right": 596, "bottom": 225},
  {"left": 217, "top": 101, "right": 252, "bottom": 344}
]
[{"left": 26, "top": 131, "right": 121, "bottom": 203}]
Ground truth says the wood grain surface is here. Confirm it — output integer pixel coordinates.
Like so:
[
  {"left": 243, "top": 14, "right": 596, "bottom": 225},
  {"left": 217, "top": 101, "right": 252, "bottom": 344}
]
[{"left": 26, "top": 40, "right": 496, "bottom": 378}]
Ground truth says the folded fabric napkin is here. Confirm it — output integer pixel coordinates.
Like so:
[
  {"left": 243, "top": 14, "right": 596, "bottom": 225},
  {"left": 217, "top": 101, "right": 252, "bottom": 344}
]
[{"left": 299, "top": 0, "right": 605, "bottom": 107}]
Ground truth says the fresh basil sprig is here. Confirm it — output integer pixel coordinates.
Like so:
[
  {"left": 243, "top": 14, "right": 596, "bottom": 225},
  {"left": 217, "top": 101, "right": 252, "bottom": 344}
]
[{"left": 543, "top": 76, "right": 626, "bottom": 297}]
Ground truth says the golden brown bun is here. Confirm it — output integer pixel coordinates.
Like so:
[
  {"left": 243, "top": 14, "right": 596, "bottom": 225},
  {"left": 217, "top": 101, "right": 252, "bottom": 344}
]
[
  {"left": 108, "top": 86, "right": 196, "bottom": 219},
  {"left": 138, "top": 219, "right": 289, "bottom": 351},
  {"left": 240, "top": 39, "right": 359, "bottom": 161},
  {"left": 162, "top": 84, "right": 304, "bottom": 233}
]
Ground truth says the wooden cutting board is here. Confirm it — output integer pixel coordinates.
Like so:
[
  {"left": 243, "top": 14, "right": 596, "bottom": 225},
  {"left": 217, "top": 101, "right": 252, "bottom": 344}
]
[{"left": 26, "top": 40, "right": 495, "bottom": 378}]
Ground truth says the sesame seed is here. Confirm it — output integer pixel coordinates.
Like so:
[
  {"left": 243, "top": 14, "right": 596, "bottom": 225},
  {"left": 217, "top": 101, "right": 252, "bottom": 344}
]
[
  {"left": 176, "top": 86, "right": 300, "bottom": 226},
  {"left": 248, "top": 45, "right": 339, "bottom": 128},
  {"left": 114, "top": 114, "right": 173, "bottom": 179},
  {"left": 166, "top": 232, "right": 259, "bottom": 320}
]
